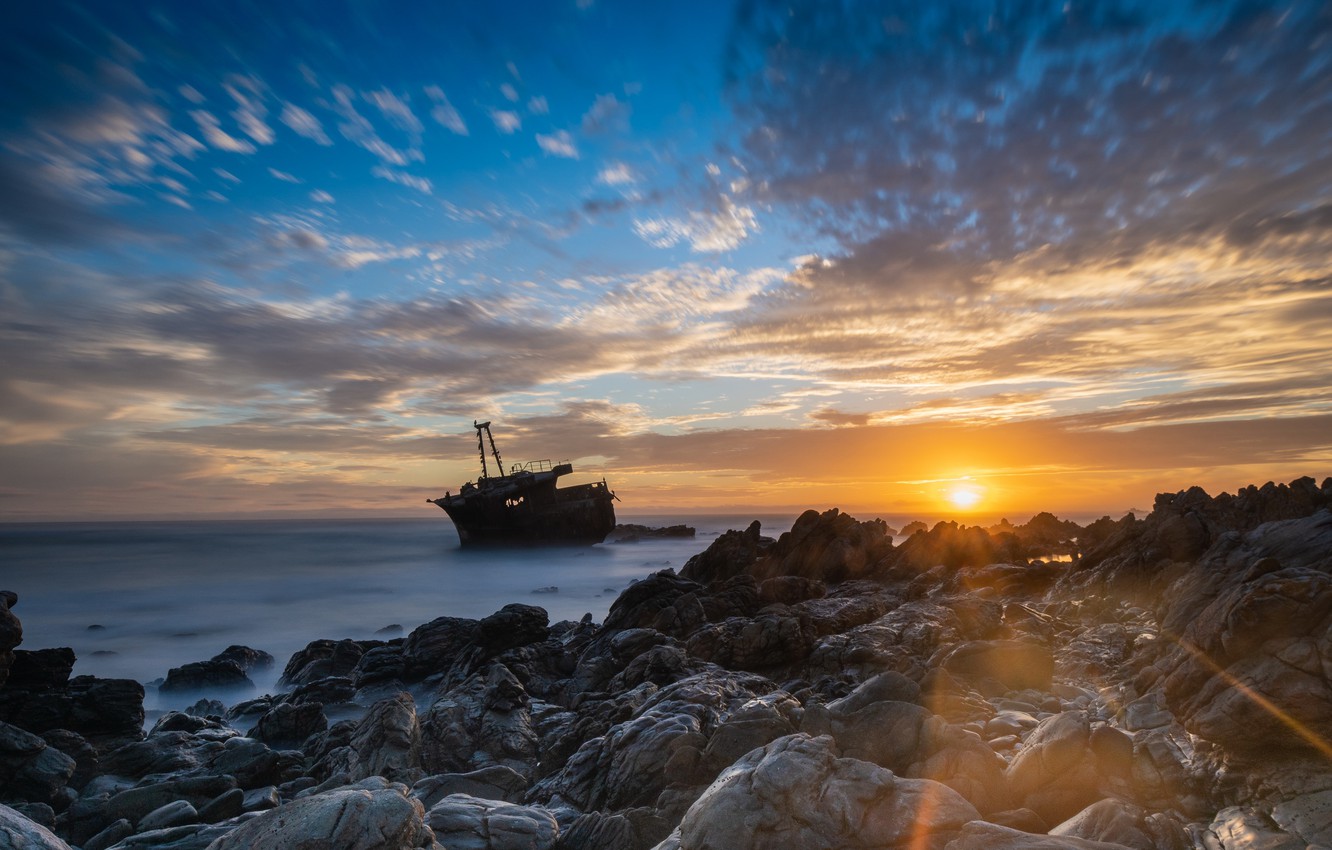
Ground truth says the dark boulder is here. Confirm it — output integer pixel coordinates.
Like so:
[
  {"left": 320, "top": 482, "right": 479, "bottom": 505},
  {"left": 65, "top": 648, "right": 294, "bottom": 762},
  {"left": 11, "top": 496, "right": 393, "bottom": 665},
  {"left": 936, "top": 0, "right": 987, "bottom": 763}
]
[
  {"left": 400, "top": 617, "right": 479, "bottom": 681},
  {"left": 0, "top": 675, "right": 144, "bottom": 744},
  {"left": 248, "top": 702, "right": 328, "bottom": 750},
  {"left": 6, "top": 649, "right": 76, "bottom": 691},
  {"left": 0, "top": 591, "right": 21, "bottom": 689},
  {"left": 680, "top": 521, "right": 769, "bottom": 584},
  {"left": 278, "top": 639, "right": 364, "bottom": 687},
  {"left": 211, "top": 646, "right": 274, "bottom": 675},
  {"left": 0, "top": 721, "right": 76, "bottom": 808},
  {"left": 477, "top": 604, "right": 550, "bottom": 652},
  {"left": 938, "top": 639, "right": 1055, "bottom": 693},
  {"left": 758, "top": 575, "right": 826, "bottom": 606},
  {"left": 753, "top": 509, "right": 895, "bottom": 583},
  {"left": 159, "top": 659, "right": 253, "bottom": 695}
]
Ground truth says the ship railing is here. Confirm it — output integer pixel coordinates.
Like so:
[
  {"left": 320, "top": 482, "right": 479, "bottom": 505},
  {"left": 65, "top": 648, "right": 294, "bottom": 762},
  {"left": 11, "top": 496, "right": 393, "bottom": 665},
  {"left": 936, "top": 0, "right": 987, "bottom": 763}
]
[{"left": 510, "top": 459, "right": 566, "bottom": 474}]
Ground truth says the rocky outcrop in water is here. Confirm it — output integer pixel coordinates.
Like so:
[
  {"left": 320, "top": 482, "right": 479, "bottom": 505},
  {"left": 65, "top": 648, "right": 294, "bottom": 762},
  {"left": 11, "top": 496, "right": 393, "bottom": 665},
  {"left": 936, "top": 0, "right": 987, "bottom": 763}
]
[{"left": 1, "top": 475, "right": 1331, "bottom": 849}]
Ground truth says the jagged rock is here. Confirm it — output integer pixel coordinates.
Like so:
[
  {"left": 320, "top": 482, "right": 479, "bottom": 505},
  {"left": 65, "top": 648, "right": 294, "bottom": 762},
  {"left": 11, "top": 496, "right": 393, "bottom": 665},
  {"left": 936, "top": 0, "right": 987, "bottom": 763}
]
[
  {"left": 402, "top": 617, "right": 479, "bottom": 681},
  {"left": 680, "top": 522, "right": 768, "bottom": 584},
  {"left": 752, "top": 509, "right": 895, "bottom": 583},
  {"left": 1209, "top": 806, "right": 1305, "bottom": 850},
  {"left": 477, "top": 604, "right": 550, "bottom": 652},
  {"left": 757, "top": 575, "right": 826, "bottom": 605},
  {"left": 535, "top": 671, "right": 787, "bottom": 815},
  {"left": 697, "top": 692, "right": 801, "bottom": 774},
  {"left": 1004, "top": 711, "right": 1112, "bottom": 825},
  {"left": 247, "top": 702, "right": 327, "bottom": 750},
  {"left": 135, "top": 799, "right": 198, "bottom": 832},
  {"left": 653, "top": 733, "right": 978, "bottom": 850},
  {"left": 556, "top": 811, "right": 637, "bottom": 850},
  {"left": 600, "top": 572, "right": 708, "bottom": 635},
  {"left": 794, "top": 589, "right": 895, "bottom": 636},
  {"left": 0, "top": 802, "right": 72, "bottom": 850},
  {"left": 211, "top": 646, "right": 274, "bottom": 675},
  {"left": 607, "top": 524, "right": 697, "bottom": 543},
  {"left": 801, "top": 697, "right": 932, "bottom": 773},
  {"left": 0, "top": 675, "right": 144, "bottom": 743},
  {"left": 240, "top": 786, "right": 279, "bottom": 812},
  {"left": 352, "top": 646, "right": 406, "bottom": 690},
  {"left": 203, "top": 778, "right": 438, "bottom": 850},
  {"left": 0, "top": 593, "right": 21, "bottom": 690},
  {"left": 195, "top": 788, "right": 243, "bottom": 823},
  {"left": 425, "top": 794, "right": 558, "bottom": 850},
  {"left": 148, "top": 712, "right": 235, "bottom": 739},
  {"left": 102, "top": 820, "right": 241, "bottom": 849},
  {"left": 278, "top": 639, "right": 364, "bottom": 687},
  {"left": 684, "top": 609, "right": 818, "bottom": 672},
  {"left": 105, "top": 776, "right": 235, "bottom": 827},
  {"left": 909, "top": 723, "right": 1011, "bottom": 815},
  {"left": 98, "top": 732, "right": 217, "bottom": 780},
  {"left": 892, "top": 520, "right": 1022, "bottom": 571},
  {"left": 1153, "top": 511, "right": 1332, "bottom": 755},
  {"left": 328, "top": 692, "right": 423, "bottom": 784},
  {"left": 0, "top": 721, "right": 75, "bottom": 807},
  {"left": 6, "top": 649, "right": 76, "bottom": 690},
  {"left": 1269, "top": 788, "right": 1332, "bottom": 846},
  {"left": 160, "top": 660, "right": 254, "bottom": 695},
  {"left": 420, "top": 665, "right": 535, "bottom": 778},
  {"left": 9, "top": 802, "right": 55, "bottom": 830},
  {"left": 410, "top": 766, "right": 528, "bottom": 808},
  {"left": 284, "top": 675, "right": 355, "bottom": 707},
  {"left": 83, "top": 818, "right": 132, "bottom": 850}
]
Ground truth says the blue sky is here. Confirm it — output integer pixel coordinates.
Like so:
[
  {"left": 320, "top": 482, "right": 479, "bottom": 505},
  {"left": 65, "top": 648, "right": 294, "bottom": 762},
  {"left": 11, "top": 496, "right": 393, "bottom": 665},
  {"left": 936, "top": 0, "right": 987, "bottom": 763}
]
[{"left": 2, "top": 1, "right": 1330, "bottom": 519}]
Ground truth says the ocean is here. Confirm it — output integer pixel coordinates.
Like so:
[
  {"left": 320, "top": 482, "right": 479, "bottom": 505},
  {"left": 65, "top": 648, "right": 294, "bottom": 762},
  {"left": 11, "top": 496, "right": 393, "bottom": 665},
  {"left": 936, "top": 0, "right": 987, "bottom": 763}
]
[{"left": 0, "top": 514, "right": 798, "bottom": 714}]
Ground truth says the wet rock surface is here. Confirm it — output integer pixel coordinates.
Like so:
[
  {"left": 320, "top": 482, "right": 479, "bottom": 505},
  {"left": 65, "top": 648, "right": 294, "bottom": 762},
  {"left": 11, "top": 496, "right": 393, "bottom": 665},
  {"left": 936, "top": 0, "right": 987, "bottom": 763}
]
[{"left": 0, "top": 475, "right": 1329, "bottom": 849}]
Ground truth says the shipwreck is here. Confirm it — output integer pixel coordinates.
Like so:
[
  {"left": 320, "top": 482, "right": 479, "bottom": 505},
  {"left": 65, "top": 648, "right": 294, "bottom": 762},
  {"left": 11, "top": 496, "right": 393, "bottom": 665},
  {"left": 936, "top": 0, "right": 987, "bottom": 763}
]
[{"left": 428, "top": 421, "right": 617, "bottom": 545}]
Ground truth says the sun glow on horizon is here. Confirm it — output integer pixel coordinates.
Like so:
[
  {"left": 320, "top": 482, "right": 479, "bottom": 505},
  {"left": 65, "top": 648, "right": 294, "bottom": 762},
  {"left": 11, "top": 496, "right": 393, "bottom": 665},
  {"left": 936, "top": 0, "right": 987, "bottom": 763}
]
[{"left": 946, "top": 482, "right": 984, "bottom": 511}]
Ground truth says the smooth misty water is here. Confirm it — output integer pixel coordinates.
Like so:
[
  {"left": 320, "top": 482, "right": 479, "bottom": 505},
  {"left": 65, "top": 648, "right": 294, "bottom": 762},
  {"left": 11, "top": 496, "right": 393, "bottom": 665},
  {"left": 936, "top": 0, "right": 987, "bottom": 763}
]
[{"left": 0, "top": 514, "right": 796, "bottom": 713}]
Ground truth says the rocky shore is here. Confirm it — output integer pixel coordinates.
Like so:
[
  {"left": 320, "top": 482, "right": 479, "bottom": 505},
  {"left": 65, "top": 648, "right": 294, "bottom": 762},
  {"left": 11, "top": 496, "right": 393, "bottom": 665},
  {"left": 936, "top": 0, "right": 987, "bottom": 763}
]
[{"left": 3, "top": 475, "right": 1332, "bottom": 850}]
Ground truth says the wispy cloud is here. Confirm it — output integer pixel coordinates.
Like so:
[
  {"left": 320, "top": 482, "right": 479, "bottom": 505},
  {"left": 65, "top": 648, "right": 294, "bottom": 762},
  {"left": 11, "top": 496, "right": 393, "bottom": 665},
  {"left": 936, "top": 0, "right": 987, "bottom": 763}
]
[
  {"left": 189, "top": 109, "right": 256, "bottom": 153},
  {"left": 330, "top": 84, "right": 421, "bottom": 166},
  {"left": 490, "top": 109, "right": 522, "bottom": 134},
  {"left": 582, "top": 93, "right": 629, "bottom": 134},
  {"left": 280, "top": 102, "right": 333, "bottom": 145},
  {"left": 223, "top": 74, "right": 273, "bottom": 145},
  {"left": 596, "top": 162, "right": 636, "bottom": 186},
  {"left": 370, "top": 165, "right": 432, "bottom": 195},
  {"left": 424, "top": 85, "right": 468, "bottom": 135},
  {"left": 634, "top": 197, "right": 758, "bottom": 252},
  {"left": 536, "top": 130, "right": 578, "bottom": 159}
]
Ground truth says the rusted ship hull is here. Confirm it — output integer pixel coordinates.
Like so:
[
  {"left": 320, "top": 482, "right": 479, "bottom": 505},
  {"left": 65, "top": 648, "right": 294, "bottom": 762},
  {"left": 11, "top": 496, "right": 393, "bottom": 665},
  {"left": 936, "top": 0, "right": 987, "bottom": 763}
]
[
  {"left": 429, "top": 422, "right": 617, "bottom": 546},
  {"left": 433, "top": 480, "right": 616, "bottom": 545}
]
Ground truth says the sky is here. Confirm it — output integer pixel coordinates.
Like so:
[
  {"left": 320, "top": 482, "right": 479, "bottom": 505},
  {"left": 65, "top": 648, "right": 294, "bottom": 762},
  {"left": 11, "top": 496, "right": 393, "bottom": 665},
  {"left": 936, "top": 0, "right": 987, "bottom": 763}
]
[{"left": 1, "top": 0, "right": 1330, "bottom": 522}]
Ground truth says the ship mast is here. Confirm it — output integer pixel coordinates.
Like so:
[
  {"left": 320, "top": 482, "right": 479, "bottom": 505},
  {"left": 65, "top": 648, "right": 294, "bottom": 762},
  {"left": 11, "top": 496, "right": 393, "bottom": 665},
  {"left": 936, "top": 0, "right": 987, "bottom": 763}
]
[{"left": 473, "top": 420, "right": 503, "bottom": 480}]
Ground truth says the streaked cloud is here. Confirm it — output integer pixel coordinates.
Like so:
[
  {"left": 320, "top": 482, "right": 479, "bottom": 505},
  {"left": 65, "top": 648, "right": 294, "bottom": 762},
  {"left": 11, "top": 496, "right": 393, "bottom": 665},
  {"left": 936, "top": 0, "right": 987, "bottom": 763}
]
[
  {"left": 490, "top": 109, "right": 522, "bottom": 134},
  {"left": 596, "top": 162, "right": 636, "bottom": 186},
  {"left": 370, "top": 165, "right": 432, "bottom": 194},
  {"left": 582, "top": 93, "right": 629, "bottom": 134},
  {"left": 634, "top": 197, "right": 758, "bottom": 252},
  {"left": 280, "top": 102, "right": 333, "bottom": 145},
  {"left": 536, "top": 130, "right": 579, "bottom": 159},
  {"left": 189, "top": 109, "right": 256, "bottom": 153},
  {"left": 424, "top": 85, "right": 468, "bottom": 135}
]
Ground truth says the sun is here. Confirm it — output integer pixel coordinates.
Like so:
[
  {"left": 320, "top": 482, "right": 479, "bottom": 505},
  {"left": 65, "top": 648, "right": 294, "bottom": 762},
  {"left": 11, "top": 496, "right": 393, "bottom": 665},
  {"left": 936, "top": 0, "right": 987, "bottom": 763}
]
[{"left": 946, "top": 484, "right": 983, "bottom": 510}]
